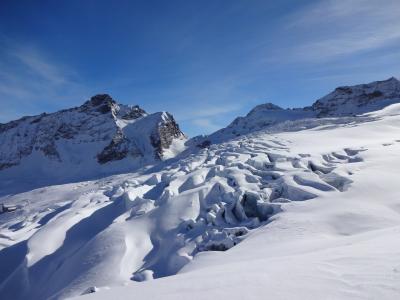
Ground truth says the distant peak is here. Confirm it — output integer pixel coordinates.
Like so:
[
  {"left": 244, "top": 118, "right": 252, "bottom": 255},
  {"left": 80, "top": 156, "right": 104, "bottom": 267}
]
[
  {"left": 384, "top": 76, "right": 398, "bottom": 82},
  {"left": 363, "top": 76, "right": 400, "bottom": 87},
  {"left": 81, "top": 94, "right": 119, "bottom": 114},
  {"left": 260, "top": 102, "right": 283, "bottom": 110},
  {"left": 333, "top": 77, "right": 400, "bottom": 93},
  {"left": 247, "top": 103, "right": 283, "bottom": 116},
  {"left": 89, "top": 94, "right": 116, "bottom": 106}
]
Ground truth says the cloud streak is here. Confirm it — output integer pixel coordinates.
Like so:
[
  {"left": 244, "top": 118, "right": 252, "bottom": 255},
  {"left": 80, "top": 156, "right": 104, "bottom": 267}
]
[
  {"left": 282, "top": 0, "right": 400, "bottom": 62},
  {"left": 0, "top": 37, "right": 90, "bottom": 122},
  {"left": 11, "top": 48, "right": 72, "bottom": 85}
]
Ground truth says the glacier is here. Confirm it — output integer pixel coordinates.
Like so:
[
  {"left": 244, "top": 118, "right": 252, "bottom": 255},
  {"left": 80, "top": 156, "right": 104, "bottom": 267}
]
[{"left": 1, "top": 78, "right": 400, "bottom": 299}]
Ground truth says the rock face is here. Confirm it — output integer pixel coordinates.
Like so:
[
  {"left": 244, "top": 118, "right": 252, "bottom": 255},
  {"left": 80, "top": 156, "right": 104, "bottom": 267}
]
[
  {"left": 0, "top": 94, "right": 186, "bottom": 179},
  {"left": 150, "top": 112, "right": 184, "bottom": 156}
]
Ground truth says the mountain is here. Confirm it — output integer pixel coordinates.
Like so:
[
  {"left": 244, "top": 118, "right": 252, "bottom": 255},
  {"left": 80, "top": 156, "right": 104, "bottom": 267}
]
[
  {"left": 311, "top": 77, "right": 400, "bottom": 117},
  {"left": 1, "top": 78, "right": 400, "bottom": 300},
  {"left": 203, "top": 77, "right": 400, "bottom": 142},
  {"left": 0, "top": 94, "right": 186, "bottom": 192}
]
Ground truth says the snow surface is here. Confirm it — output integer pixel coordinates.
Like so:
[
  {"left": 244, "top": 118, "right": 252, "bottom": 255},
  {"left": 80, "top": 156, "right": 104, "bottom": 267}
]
[{"left": 1, "top": 100, "right": 400, "bottom": 299}]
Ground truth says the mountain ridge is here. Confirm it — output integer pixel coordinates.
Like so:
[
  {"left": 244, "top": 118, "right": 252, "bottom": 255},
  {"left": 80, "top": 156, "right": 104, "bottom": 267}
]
[
  {"left": 199, "top": 77, "right": 400, "bottom": 143},
  {"left": 0, "top": 94, "right": 186, "bottom": 191}
]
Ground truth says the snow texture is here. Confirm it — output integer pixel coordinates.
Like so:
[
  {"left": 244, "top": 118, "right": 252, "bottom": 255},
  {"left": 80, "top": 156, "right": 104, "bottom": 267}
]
[{"left": 1, "top": 78, "right": 400, "bottom": 300}]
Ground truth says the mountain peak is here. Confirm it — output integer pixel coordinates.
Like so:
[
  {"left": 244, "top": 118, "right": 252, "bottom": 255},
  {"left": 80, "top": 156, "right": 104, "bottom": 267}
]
[
  {"left": 333, "top": 76, "right": 400, "bottom": 93},
  {"left": 80, "top": 94, "right": 119, "bottom": 114},
  {"left": 312, "top": 77, "right": 400, "bottom": 117},
  {"left": 0, "top": 95, "right": 186, "bottom": 184},
  {"left": 88, "top": 94, "right": 115, "bottom": 106},
  {"left": 200, "top": 77, "right": 400, "bottom": 144},
  {"left": 382, "top": 76, "right": 398, "bottom": 83},
  {"left": 79, "top": 94, "right": 148, "bottom": 120},
  {"left": 247, "top": 103, "right": 283, "bottom": 116}
]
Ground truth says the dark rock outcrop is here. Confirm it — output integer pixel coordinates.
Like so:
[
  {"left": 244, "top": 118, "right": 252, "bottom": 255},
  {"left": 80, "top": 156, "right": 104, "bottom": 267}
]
[{"left": 151, "top": 113, "right": 185, "bottom": 158}]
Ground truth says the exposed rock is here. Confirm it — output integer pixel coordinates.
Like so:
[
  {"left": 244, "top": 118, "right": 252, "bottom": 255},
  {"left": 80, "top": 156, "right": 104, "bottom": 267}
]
[
  {"left": 311, "top": 77, "right": 400, "bottom": 117},
  {"left": 150, "top": 113, "right": 185, "bottom": 158},
  {"left": 121, "top": 105, "right": 146, "bottom": 120},
  {"left": 197, "top": 140, "right": 212, "bottom": 149},
  {"left": 97, "top": 130, "right": 142, "bottom": 164},
  {"left": 0, "top": 162, "right": 17, "bottom": 171},
  {"left": 0, "top": 94, "right": 186, "bottom": 175},
  {"left": 200, "top": 77, "right": 400, "bottom": 143}
]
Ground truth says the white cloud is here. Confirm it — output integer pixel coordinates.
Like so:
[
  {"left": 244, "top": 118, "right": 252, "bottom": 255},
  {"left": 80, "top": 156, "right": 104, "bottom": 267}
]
[
  {"left": 0, "top": 37, "right": 89, "bottom": 118},
  {"left": 283, "top": 0, "right": 400, "bottom": 62},
  {"left": 11, "top": 48, "right": 71, "bottom": 85}
]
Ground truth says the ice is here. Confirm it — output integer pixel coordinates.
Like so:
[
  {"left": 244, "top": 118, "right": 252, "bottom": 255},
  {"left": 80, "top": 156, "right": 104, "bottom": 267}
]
[{"left": 1, "top": 91, "right": 400, "bottom": 299}]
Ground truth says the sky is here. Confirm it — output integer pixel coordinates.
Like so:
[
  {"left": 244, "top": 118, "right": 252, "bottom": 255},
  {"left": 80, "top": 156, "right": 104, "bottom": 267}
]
[{"left": 1, "top": 0, "right": 400, "bottom": 136}]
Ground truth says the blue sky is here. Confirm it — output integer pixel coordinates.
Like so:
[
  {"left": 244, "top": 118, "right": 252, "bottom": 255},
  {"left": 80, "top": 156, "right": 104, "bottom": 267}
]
[{"left": 1, "top": 0, "right": 400, "bottom": 136}]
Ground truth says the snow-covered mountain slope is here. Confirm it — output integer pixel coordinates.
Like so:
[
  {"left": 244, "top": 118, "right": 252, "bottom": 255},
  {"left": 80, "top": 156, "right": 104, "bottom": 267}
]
[
  {"left": 312, "top": 77, "right": 400, "bottom": 117},
  {"left": 1, "top": 97, "right": 400, "bottom": 299},
  {"left": 0, "top": 94, "right": 186, "bottom": 194},
  {"left": 202, "top": 77, "right": 400, "bottom": 142}
]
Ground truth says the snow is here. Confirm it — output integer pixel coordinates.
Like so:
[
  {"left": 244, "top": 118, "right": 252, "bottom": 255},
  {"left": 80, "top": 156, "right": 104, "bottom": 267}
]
[
  {"left": 73, "top": 104, "right": 400, "bottom": 300},
  {"left": 201, "top": 77, "right": 400, "bottom": 143},
  {"left": 162, "top": 138, "right": 187, "bottom": 160},
  {"left": 1, "top": 87, "right": 400, "bottom": 299},
  {"left": 0, "top": 96, "right": 186, "bottom": 196}
]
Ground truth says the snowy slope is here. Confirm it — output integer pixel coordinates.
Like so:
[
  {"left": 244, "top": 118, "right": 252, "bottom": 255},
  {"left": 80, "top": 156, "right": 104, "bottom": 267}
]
[
  {"left": 74, "top": 103, "right": 400, "bottom": 300},
  {"left": 312, "top": 77, "right": 400, "bottom": 117},
  {"left": 0, "top": 103, "right": 399, "bottom": 299},
  {"left": 1, "top": 79, "right": 400, "bottom": 300}
]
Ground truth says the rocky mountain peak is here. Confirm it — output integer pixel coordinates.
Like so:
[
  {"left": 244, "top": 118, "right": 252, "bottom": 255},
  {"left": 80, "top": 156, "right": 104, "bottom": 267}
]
[
  {"left": 0, "top": 95, "right": 186, "bottom": 183},
  {"left": 247, "top": 103, "right": 283, "bottom": 116},
  {"left": 88, "top": 94, "right": 115, "bottom": 106},
  {"left": 78, "top": 94, "right": 147, "bottom": 121},
  {"left": 80, "top": 94, "right": 119, "bottom": 114},
  {"left": 311, "top": 77, "right": 400, "bottom": 117},
  {"left": 198, "top": 77, "right": 400, "bottom": 145}
]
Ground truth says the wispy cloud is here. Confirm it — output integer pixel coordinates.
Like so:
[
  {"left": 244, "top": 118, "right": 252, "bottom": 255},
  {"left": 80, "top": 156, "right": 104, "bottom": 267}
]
[
  {"left": 0, "top": 37, "right": 89, "bottom": 121},
  {"left": 282, "top": 0, "right": 400, "bottom": 62},
  {"left": 181, "top": 103, "right": 242, "bottom": 134},
  {"left": 190, "top": 103, "right": 242, "bottom": 118},
  {"left": 11, "top": 48, "right": 73, "bottom": 85}
]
